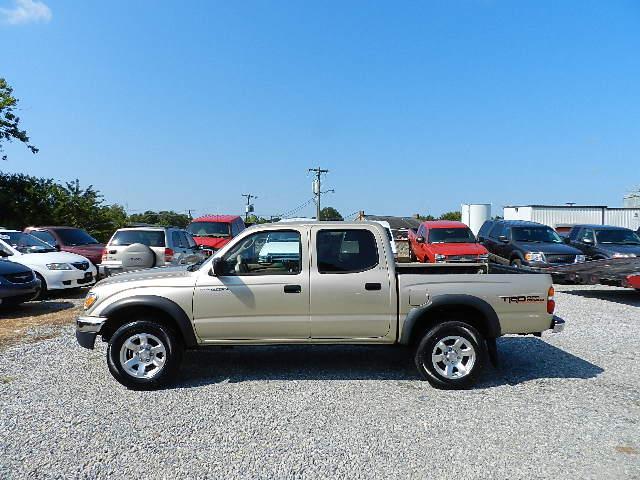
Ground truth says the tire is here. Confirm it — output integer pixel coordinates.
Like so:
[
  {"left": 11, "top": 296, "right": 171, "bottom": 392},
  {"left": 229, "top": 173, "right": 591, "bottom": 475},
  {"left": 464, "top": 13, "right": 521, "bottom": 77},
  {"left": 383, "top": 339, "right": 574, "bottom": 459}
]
[
  {"left": 107, "top": 320, "right": 183, "bottom": 390},
  {"left": 33, "top": 273, "right": 47, "bottom": 300},
  {"left": 414, "top": 321, "right": 485, "bottom": 390},
  {"left": 510, "top": 258, "right": 522, "bottom": 268}
]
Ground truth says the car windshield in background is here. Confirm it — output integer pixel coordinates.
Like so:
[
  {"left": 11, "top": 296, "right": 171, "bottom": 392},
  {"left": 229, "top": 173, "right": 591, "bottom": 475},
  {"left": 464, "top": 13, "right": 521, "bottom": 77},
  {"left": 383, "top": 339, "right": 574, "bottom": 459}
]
[
  {"left": 0, "top": 232, "right": 57, "bottom": 253},
  {"left": 512, "top": 227, "right": 562, "bottom": 243},
  {"left": 266, "top": 232, "right": 299, "bottom": 242},
  {"left": 186, "top": 222, "right": 231, "bottom": 238},
  {"left": 595, "top": 229, "right": 640, "bottom": 245},
  {"left": 428, "top": 228, "right": 476, "bottom": 244},
  {"left": 110, "top": 230, "right": 166, "bottom": 247},
  {"left": 54, "top": 228, "right": 99, "bottom": 246}
]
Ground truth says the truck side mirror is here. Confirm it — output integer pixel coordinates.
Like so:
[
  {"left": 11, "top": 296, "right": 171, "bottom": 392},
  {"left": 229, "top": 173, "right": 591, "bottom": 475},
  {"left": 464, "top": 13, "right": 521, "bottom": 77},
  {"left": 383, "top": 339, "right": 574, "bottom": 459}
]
[
  {"left": 210, "top": 257, "right": 224, "bottom": 276},
  {"left": 498, "top": 235, "right": 509, "bottom": 243},
  {"left": 416, "top": 236, "right": 425, "bottom": 244},
  {"left": 582, "top": 238, "right": 594, "bottom": 244}
]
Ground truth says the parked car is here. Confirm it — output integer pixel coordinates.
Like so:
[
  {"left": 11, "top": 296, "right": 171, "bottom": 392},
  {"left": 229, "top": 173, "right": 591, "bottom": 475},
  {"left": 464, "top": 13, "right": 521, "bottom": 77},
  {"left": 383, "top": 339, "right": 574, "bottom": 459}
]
[
  {"left": 566, "top": 225, "right": 640, "bottom": 259},
  {"left": 0, "top": 230, "right": 96, "bottom": 298},
  {"left": 24, "top": 226, "right": 104, "bottom": 265},
  {"left": 186, "top": 215, "right": 245, "bottom": 254},
  {"left": 408, "top": 221, "right": 488, "bottom": 263},
  {"left": 76, "top": 221, "right": 562, "bottom": 390},
  {"left": 0, "top": 259, "right": 41, "bottom": 307},
  {"left": 257, "top": 231, "right": 301, "bottom": 266},
  {"left": 100, "top": 226, "right": 204, "bottom": 276},
  {"left": 477, "top": 220, "right": 585, "bottom": 268}
]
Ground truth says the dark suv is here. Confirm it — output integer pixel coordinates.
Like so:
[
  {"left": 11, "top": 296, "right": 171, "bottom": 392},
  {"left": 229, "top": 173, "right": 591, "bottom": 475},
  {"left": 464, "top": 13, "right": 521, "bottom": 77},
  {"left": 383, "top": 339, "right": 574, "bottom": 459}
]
[
  {"left": 566, "top": 225, "right": 640, "bottom": 260},
  {"left": 477, "top": 220, "right": 585, "bottom": 268}
]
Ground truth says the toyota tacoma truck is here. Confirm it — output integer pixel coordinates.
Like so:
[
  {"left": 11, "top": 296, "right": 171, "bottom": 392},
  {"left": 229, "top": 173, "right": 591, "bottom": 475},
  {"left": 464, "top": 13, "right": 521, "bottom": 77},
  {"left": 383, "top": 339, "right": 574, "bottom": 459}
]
[{"left": 76, "top": 221, "right": 564, "bottom": 390}]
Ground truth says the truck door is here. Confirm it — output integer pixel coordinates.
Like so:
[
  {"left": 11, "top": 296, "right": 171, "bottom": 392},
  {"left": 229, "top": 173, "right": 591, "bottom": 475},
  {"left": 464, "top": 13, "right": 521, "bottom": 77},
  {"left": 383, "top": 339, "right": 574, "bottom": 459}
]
[
  {"left": 309, "top": 226, "right": 393, "bottom": 339},
  {"left": 192, "top": 227, "right": 310, "bottom": 340}
]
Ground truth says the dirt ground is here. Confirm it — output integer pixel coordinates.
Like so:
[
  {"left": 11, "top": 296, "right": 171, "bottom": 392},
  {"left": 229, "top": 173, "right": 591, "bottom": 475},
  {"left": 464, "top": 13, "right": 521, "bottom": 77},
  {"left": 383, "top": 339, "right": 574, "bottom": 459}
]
[{"left": 0, "top": 290, "right": 85, "bottom": 349}]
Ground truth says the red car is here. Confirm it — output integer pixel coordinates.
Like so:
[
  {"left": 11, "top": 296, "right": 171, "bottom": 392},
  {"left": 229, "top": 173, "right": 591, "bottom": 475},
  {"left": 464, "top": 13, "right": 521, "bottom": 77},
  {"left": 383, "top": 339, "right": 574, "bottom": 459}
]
[
  {"left": 23, "top": 226, "right": 104, "bottom": 265},
  {"left": 186, "top": 215, "right": 245, "bottom": 252},
  {"left": 408, "top": 221, "right": 488, "bottom": 263}
]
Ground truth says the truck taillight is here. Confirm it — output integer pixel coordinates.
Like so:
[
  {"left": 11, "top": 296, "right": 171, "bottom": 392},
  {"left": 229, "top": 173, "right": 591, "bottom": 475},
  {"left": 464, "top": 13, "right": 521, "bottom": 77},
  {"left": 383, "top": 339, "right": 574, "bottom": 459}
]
[
  {"left": 547, "top": 286, "right": 555, "bottom": 314},
  {"left": 101, "top": 248, "right": 107, "bottom": 261},
  {"left": 164, "top": 248, "right": 174, "bottom": 262}
]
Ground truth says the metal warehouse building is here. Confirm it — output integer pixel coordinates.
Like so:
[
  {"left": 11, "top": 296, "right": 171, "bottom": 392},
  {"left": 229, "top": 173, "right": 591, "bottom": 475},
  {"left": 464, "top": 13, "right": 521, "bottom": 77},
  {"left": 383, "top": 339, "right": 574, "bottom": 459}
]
[{"left": 503, "top": 205, "right": 640, "bottom": 231}]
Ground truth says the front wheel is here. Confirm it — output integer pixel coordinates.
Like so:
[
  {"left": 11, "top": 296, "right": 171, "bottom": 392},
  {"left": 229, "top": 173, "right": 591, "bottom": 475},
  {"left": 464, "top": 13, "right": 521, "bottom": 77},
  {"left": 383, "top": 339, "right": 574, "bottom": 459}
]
[
  {"left": 107, "top": 320, "right": 183, "bottom": 390},
  {"left": 414, "top": 321, "right": 485, "bottom": 389},
  {"left": 510, "top": 258, "right": 522, "bottom": 268}
]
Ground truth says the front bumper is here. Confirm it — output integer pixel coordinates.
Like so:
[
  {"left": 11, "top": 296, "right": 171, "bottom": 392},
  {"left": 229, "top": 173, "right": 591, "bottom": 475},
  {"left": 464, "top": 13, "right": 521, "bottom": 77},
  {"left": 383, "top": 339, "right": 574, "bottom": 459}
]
[
  {"left": 45, "top": 268, "right": 97, "bottom": 290},
  {"left": 76, "top": 315, "right": 107, "bottom": 349},
  {"left": 551, "top": 315, "right": 565, "bottom": 333}
]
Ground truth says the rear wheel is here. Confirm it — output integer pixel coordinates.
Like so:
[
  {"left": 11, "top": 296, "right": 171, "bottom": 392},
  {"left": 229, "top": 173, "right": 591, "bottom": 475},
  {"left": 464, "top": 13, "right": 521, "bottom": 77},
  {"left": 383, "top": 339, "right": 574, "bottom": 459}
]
[
  {"left": 414, "top": 321, "right": 485, "bottom": 389},
  {"left": 107, "top": 320, "right": 183, "bottom": 390}
]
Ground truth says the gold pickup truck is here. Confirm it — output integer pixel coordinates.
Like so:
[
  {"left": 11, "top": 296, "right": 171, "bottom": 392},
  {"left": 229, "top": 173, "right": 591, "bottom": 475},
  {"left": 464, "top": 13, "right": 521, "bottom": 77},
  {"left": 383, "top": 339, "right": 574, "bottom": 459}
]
[{"left": 76, "top": 221, "right": 564, "bottom": 390}]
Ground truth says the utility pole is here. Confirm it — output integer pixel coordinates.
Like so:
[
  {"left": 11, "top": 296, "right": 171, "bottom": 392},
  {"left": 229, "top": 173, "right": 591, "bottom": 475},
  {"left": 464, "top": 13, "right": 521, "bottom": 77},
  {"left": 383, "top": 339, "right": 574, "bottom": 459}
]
[
  {"left": 309, "top": 166, "right": 329, "bottom": 220},
  {"left": 242, "top": 194, "right": 257, "bottom": 222}
]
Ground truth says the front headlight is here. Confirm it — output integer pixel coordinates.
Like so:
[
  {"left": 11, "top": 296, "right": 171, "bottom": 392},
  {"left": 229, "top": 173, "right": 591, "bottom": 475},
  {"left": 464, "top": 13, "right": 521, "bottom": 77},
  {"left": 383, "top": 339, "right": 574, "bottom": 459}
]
[
  {"left": 524, "top": 252, "right": 545, "bottom": 262},
  {"left": 612, "top": 253, "right": 636, "bottom": 258},
  {"left": 83, "top": 292, "right": 98, "bottom": 310},
  {"left": 434, "top": 254, "right": 446, "bottom": 263},
  {"left": 575, "top": 255, "right": 586, "bottom": 263},
  {"left": 46, "top": 263, "right": 72, "bottom": 270}
]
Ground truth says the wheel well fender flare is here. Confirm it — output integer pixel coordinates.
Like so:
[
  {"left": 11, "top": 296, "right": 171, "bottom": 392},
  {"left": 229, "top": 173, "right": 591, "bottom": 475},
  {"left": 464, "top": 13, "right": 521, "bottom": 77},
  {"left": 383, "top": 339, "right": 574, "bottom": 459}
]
[
  {"left": 100, "top": 295, "right": 198, "bottom": 348},
  {"left": 400, "top": 294, "right": 501, "bottom": 345}
]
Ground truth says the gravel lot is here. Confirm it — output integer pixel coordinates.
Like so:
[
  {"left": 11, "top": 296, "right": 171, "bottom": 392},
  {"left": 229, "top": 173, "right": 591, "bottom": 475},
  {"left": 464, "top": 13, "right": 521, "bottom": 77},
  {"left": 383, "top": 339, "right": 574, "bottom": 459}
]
[{"left": 1, "top": 285, "right": 639, "bottom": 479}]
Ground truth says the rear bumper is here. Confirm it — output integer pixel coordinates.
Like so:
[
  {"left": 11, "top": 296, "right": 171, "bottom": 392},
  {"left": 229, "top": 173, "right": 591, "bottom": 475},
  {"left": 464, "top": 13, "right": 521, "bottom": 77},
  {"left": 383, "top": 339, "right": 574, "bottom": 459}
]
[
  {"left": 76, "top": 315, "right": 107, "bottom": 349},
  {"left": 551, "top": 315, "right": 565, "bottom": 333}
]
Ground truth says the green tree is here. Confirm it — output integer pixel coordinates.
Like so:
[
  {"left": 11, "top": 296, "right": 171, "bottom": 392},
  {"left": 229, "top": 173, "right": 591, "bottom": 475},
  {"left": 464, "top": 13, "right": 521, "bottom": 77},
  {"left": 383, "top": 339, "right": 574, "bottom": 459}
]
[
  {"left": 416, "top": 214, "right": 435, "bottom": 221},
  {"left": 128, "top": 210, "right": 191, "bottom": 228},
  {"left": 439, "top": 211, "right": 462, "bottom": 221},
  {"left": 0, "top": 78, "right": 38, "bottom": 161},
  {"left": 319, "top": 207, "right": 343, "bottom": 221}
]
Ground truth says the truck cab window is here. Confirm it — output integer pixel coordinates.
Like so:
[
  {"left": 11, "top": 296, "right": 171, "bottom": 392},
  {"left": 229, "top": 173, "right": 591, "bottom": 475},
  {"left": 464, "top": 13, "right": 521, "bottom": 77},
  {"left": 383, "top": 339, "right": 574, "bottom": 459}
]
[
  {"left": 316, "top": 229, "right": 378, "bottom": 273},
  {"left": 220, "top": 230, "right": 301, "bottom": 275}
]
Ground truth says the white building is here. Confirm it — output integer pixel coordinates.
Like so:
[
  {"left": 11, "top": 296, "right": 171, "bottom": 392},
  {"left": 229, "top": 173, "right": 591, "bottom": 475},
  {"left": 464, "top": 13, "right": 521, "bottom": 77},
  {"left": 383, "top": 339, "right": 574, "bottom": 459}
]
[{"left": 503, "top": 205, "right": 640, "bottom": 231}]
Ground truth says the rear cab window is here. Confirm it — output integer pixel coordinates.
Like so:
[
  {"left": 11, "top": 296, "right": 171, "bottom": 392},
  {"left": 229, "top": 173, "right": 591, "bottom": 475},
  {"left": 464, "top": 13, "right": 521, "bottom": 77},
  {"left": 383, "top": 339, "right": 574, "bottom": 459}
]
[
  {"left": 110, "top": 230, "right": 166, "bottom": 247},
  {"left": 316, "top": 229, "right": 378, "bottom": 273}
]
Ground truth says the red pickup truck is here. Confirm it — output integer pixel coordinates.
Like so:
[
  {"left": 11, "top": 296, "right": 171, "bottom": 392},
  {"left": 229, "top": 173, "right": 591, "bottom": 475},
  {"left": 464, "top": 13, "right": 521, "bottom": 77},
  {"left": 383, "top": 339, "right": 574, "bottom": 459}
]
[
  {"left": 408, "top": 221, "right": 489, "bottom": 263},
  {"left": 185, "top": 215, "right": 245, "bottom": 252}
]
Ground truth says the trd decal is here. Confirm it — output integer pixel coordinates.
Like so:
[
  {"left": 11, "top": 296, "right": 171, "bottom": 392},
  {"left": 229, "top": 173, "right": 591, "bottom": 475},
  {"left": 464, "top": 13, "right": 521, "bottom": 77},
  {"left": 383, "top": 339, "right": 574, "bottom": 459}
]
[{"left": 499, "top": 295, "right": 545, "bottom": 304}]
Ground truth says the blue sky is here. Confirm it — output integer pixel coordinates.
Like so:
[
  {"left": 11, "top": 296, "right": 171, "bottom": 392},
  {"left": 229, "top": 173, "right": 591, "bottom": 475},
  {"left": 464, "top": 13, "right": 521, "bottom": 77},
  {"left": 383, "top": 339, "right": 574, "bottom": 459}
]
[{"left": 2, "top": 0, "right": 639, "bottom": 219}]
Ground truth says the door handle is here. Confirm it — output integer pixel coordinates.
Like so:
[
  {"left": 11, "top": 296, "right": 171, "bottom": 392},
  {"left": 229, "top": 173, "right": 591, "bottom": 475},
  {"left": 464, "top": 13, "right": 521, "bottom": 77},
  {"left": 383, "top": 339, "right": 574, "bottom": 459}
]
[
  {"left": 365, "top": 282, "right": 382, "bottom": 291},
  {"left": 284, "top": 284, "right": 302, "bottom": 294}
]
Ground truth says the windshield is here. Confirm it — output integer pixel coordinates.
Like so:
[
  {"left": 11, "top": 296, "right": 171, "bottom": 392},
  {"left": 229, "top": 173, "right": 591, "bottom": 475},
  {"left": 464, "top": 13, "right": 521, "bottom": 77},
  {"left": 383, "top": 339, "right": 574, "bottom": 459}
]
[
  {"left": 0, "top": 232, "right": 57, "bottom": 253},
  {"left": 110, "top": 230, "right": 166, "bottom": 247},
  {"left": 55, "top": 228, "right": 99, "bottom": 246},
  {"left": 186, "top": 222, "right": 231, "bottom": 238},
  {"left": 595, "top": 229, "right": 640, "bottom": 245},
  {"left": 512, "top": 227, "right": 562, "bottom": 243},
  {"left": 428, "top": 228, "right": 476, "bottom": 244}
]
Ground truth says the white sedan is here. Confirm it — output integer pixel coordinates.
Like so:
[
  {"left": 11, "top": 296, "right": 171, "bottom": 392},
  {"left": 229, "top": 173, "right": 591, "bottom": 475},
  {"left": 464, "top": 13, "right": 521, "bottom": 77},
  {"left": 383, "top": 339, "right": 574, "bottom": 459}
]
[{"left": 0, "top": 230, "right": 97, "bottom": 297}]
